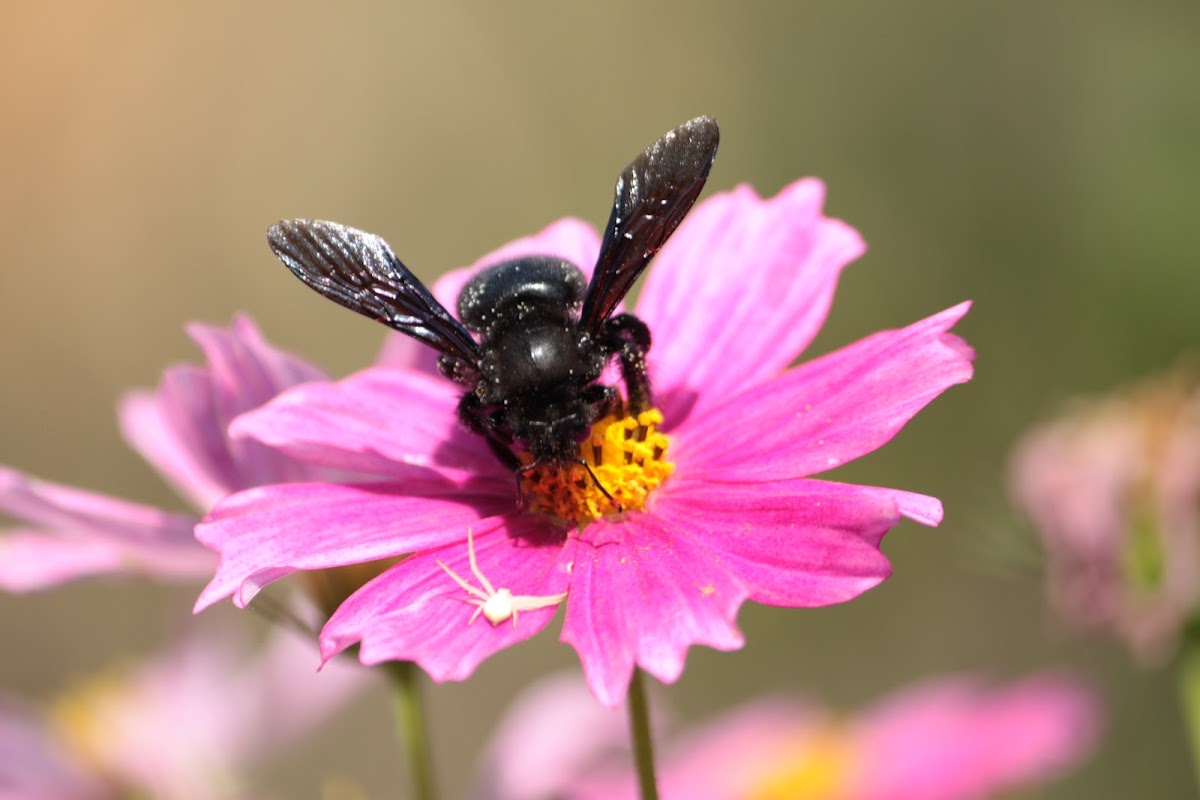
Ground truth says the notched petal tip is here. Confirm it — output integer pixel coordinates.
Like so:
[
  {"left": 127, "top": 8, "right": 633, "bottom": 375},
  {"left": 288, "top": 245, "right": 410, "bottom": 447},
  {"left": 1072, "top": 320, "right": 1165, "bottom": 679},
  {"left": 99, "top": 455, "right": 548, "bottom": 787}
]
[
  {"left": 318, "top": 525, "right": 572, "bottom": 683},
  {"left": 641, "top": 176, "right": 873, "bottom": 426},
  {"left": 675, "top": 300, "right": 974, "bottom": 483},
  {"left": 562, "top": 517, "right": 749, "bottom": 707}
]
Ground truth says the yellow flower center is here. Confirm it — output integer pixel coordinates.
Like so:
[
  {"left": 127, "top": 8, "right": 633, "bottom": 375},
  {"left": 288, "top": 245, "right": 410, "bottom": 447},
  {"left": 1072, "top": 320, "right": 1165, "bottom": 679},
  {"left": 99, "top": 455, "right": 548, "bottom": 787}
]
[
  {"left": 521, "top": 409, "right": 674, "bottom": 524},
  {"left": 49, "top": 665, "right": 239, "bottom": 797},
  {"left": 745, "top": 729, "right": 858, "bottom": 800},
  {"left": 49, "top": 669, "right": 131, "bottom": 779}
]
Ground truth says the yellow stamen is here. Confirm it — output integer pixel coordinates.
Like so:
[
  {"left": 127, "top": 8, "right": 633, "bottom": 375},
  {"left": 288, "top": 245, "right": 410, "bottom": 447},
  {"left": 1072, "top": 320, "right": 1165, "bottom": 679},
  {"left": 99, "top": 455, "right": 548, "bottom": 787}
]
[
  {"left": 745, "top": 729, "right": 858, "bottom": 800},
  {"left": 50, "top": 666, "right": 240, "bottom": 795},
  {"left": 521, "top": 409, "right": 674, "bottom": 524},
  {"left": 49, "top": 669, "right": 131, "bottom": 778}
]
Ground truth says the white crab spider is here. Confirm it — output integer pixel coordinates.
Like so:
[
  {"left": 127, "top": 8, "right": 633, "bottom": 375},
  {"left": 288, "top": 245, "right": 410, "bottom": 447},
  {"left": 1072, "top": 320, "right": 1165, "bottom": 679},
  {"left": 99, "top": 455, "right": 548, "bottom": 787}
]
[{"left": 436, "top": 528, "right": 567, "bottom": 627}]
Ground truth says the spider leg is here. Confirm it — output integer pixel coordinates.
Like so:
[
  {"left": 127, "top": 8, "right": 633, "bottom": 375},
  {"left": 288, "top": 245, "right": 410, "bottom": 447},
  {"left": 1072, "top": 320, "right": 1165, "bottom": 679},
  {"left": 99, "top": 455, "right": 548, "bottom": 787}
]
[
  {"left": 511, "top": 593, "right": 569, "bottom": 613},
  {"left": 436, "top": 559, "right": 489, "bottom": 603},
  {"left": 465, "top": 528, "right": 497, "bottom": 596}
]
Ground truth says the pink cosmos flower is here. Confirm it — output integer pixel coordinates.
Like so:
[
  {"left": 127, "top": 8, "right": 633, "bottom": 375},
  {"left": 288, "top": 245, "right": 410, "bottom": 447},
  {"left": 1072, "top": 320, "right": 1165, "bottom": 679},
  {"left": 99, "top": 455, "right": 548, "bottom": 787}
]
[
  {"left": 476, "top": 672, "right": 1101, "bottom": 800},
  {"left": 470, "top": 672, "right": 643, "bottom": 800},
  {"left": 1010, "top": 374, "right": 1200, "bottom": 662},
  {"left": 195, "top": 179, "right": 974, "bottom": 706},
  {"left": 0, "top": 625, "right": 367, "bottom": 800},
  {"left": 0, "top": 315, "right": 326, "bottom": 592}
]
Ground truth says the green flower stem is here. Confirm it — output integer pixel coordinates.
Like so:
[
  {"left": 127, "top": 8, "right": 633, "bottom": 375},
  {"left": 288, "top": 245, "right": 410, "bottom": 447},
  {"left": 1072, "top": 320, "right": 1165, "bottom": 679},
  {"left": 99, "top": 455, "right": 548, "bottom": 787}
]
[
  {"left": 383, "top": 660, "right": 438, "bottom": 800},
  {"left": 627, "top": 668, "right": 660, "bottom": 800},
  {"left": 1179, "top": 622, "right": 1200, "bottom": 795}
]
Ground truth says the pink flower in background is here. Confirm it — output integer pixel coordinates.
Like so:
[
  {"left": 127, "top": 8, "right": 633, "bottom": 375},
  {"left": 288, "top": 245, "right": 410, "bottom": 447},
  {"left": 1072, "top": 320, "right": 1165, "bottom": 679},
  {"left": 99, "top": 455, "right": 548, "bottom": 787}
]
[
  {"left": 470, "top": 672, "right": 642, "bottom": 800},
  {"left": 0, "top": 625, "right": 368, "bottom": 800},
  {"left": 0, "top": 315, "right": 327, "bottom": 592},
  {"left": 476, "top": 672, "right": 1101, "bottom": 800},
  {"left": 1010, "top": 375, "right": 1200, "bottom": 661},
  {"left": 195, "top": 179, "right": 974, "bottom": 706}
]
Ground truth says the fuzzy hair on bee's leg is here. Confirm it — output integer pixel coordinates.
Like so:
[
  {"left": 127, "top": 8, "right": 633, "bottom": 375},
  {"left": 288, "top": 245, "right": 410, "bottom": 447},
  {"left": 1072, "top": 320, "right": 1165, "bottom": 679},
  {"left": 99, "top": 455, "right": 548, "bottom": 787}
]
[
  {"left": 578, "top": 383, "right": 621, "bottom": 420},
  {"left": 601, "top": 313, "right": 653, "bottom": 414},
  {"left": 457, "top": 393, "right": 523, "bottom": 470}
]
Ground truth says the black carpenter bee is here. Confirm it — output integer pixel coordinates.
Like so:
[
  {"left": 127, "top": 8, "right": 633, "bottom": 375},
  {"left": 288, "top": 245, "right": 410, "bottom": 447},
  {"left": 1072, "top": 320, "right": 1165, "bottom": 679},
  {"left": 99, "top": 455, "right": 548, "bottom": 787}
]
[{"left": 266, "top": 117, "right": 719, "bottom": 502}]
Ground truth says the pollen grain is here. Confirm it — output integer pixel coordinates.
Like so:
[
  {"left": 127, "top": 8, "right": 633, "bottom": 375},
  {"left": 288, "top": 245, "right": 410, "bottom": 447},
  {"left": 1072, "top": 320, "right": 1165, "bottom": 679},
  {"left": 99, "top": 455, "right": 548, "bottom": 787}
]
[{"left": 522, "top": 409, "right": 674, "bottom": 524}]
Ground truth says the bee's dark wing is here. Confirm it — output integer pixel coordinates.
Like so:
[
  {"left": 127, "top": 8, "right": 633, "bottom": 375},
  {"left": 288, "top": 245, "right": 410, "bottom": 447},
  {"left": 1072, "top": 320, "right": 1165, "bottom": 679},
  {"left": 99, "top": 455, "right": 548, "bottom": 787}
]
[
  {"left": 579, "top": 116, "right": 720, "bottom": 333},
  {"left": 267, "top": 219, "right": 481, "bottom": 366}
]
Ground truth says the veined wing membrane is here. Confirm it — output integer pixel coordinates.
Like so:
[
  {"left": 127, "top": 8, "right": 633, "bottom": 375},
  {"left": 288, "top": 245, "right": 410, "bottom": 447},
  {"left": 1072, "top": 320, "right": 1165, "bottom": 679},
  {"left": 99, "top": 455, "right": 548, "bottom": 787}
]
[
  {"left": 580, "top": 116, "right": 720, "bottom": 333},
  {"left": 268, "top": 219, "right": 481, "bottom": 365}
]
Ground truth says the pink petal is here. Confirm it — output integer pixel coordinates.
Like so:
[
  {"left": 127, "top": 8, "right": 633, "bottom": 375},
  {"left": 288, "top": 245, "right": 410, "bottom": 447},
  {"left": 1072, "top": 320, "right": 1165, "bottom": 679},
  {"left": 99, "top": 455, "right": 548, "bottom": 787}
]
[
  {"left": 194, "top": 479, "right": 512, "bottom": 610},
  {"left": 561, "top": 515, "right": 748, "bottom": 708},
  {"left": 91, "top": 630, "right": 248, "bottom": 790},
  {"left": 653, "top": 477, "right": 941, "bottom": 607},
  {"left": 562, "top": 676, "right": 1098, "bottom": 800},
  {"left": 187, "top": 314, "right": 327, "bottom": 412},
  {"left": 222, "top": 314, "right": 328, "bottom": 387},
  {"left": 375, "top": 218, "right": 602, "bottom": 370},
  {"left": 114, "top": 626, "right": 368, "bottom": 774},
  {"left": 187, "top": 315, "right": 327, "bottom": 484},
  {"left": 674, "top": 302, "right": 973, "bottom": 482},
  {"left": 432, "top": 216, "right": 603, "bottom": 311},
  {"left": 857, "top": 674, "right": 1102, "bottom": 799},
  {"left": 598, "top": 699, "right": 822, "bottom": 800},
  {"left": 637, "top": 180, "right": 866, "bottom": 428},
  {"left": 230, "top": 366, "right": 502, "bottom": 482},
  {"left": 119, "top": 367, "right": 240, "bottom": 510},
  {"left": 0, "top": 700, "right": 106, "bottom": 799},
  {"left": 1006, "top": 395, "right": 1200, "bottom": 661},
  {"left": 0, "top": 467, "right": 211, "bottom": 591},
  {"left": 474, "top": 672, "right": 631, "bottom": 800},
  {"left": 0, "top": 467, "right": 196, "bottom": 546},
  {"left": 29, "top": 622, "right": 365, "bottom": 797},
  {"left": 230, "top": 629, "right": 370, "bottom": 761},
  {"left": 119, "top": 314, "right": 327, "bottom": 507},
  {"left": 321, "top": 520, "right": 571, "bottom": 681},
  {"left": 374, "top": 332, "right": 439, "bottom": 374},
  {"left": 0, "top": 532, "right": 127, "bottom": 591},
  {"left": 117, "top": 381, "right": 213, "bottom": 506}
]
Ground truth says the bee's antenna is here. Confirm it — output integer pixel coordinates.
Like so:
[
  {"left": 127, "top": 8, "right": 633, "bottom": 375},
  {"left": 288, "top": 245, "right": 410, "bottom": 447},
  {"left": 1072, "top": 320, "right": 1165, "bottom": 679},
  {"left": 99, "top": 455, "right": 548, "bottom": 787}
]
[
  {"left": 514, "top": 463, "right": 532, "bottom": 511},
  {"left": 573, "top": 458, "right": 624, "bottom": 513}
]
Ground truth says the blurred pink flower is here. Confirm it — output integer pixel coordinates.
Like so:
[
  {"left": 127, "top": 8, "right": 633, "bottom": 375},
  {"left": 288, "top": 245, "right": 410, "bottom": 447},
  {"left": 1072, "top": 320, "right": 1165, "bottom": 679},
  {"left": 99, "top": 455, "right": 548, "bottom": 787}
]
[
  {"left": 0, "top": 315, "right": 327, "bottom": 592},
  {"left": 195, "top": 180, "right": 974, "bottom": 706},
  {"left": 0, "top": 626, "right": 368, "bottom": 800},
  {"left": 477, "top": 672, "right": 1101, "bottom": 800},
  {"left": 470, "top": 672, "right": 641, "bottom": 800},
  {"left": 1010, "top": 376, "right": 1200, "bottom": 661}
]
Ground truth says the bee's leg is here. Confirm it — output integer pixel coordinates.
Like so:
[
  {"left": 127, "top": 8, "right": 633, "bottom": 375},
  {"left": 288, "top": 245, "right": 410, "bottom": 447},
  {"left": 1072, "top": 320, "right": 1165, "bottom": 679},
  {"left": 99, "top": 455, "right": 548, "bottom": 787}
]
[
  {"left": 601, "top": 314, "right": 652, "bottom": 414},
  {"left": 438, "top": 355, "right": 481, "bottom": 388},
  {"left": 457, "top": 394, "right": 521, "bottom": 471},
  {"left": 579, "top": 383, "right": 620, "bottom": 419},
  {"left": 460, "top": 395, "right": 530, "bottom": 507}
]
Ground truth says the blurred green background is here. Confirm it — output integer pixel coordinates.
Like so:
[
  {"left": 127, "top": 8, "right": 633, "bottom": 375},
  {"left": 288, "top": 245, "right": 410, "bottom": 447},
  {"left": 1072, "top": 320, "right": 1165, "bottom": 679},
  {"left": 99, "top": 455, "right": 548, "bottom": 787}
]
[{"left": 2, "top": 1, "right": 1197, "bottom": 796}]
